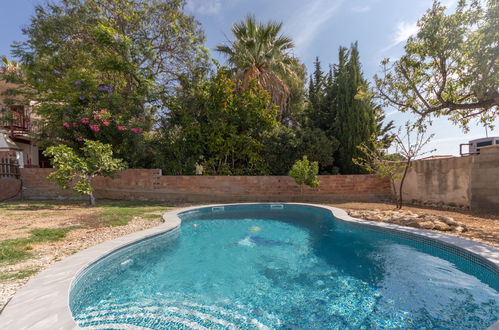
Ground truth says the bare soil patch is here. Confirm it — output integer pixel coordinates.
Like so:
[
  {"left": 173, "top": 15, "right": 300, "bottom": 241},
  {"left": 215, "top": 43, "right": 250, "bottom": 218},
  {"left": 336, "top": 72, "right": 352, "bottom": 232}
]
[{"left": 330, "top": 202, "right": 499, "bottom": 247}]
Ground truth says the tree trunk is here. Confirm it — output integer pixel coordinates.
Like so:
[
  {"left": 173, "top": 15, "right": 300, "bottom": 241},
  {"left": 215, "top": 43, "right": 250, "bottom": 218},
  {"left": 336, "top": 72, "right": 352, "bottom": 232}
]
[
  {"left": 397, "top": 160, "right": 411, "bottom": 209},
  {"left": 88, "top": 177, "right": 96, "bottom": 206},
  {"left": 390, "top": 178, "right": 397, "bottom": 208},
  {"left": 89, "top": 192, "right": 96, "bottom": 206}
]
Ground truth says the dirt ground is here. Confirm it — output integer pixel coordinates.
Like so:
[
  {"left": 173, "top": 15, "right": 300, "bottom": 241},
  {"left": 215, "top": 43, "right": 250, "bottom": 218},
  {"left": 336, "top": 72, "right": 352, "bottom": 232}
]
[
  {"left": 330, "top": 202, "right": 499, "bottom": 247},
  {"left": 0, "top": 201, "right": 170, "bottom": 311}
]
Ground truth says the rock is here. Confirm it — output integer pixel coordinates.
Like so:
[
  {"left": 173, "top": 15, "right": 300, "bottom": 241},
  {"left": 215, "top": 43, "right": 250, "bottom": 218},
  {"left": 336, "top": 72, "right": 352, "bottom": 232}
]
[
  {"left": 439, "top": 216, "right": 458, "bottom": 226},
  {"left": 433, "top": 221, "right": 451, "bottom": 231},
  {"left": 418, "top": 221, "right": 435, "bottom": 230}
]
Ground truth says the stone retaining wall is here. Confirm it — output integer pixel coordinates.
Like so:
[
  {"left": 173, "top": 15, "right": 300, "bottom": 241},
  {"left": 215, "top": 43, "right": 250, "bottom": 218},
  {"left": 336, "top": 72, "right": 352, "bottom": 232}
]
[{"left": 18, "top": 168, "right": 391, "bottom": 203}]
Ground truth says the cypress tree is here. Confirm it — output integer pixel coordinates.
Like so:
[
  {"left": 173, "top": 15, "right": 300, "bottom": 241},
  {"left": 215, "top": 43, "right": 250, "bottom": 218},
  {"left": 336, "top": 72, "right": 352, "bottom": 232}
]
[
  {"left": 333, "top": 43, "right": 376, "bottom": 174},
  {"left": 307, "top": 57, "right": 325, "bottom": 127}
]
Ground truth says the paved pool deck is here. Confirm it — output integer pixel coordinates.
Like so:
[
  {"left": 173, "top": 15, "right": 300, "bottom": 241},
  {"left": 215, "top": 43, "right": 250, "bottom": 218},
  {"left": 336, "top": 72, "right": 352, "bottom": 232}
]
[{"left": 0, "top": 203, "right": 497, "bottom": 329}]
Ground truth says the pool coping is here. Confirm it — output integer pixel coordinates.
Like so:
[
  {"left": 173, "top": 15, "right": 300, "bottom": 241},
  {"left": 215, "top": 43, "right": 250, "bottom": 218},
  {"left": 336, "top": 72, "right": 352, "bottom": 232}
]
[{"left": 0, "top": 202, "right": 497, "bottom": 329}]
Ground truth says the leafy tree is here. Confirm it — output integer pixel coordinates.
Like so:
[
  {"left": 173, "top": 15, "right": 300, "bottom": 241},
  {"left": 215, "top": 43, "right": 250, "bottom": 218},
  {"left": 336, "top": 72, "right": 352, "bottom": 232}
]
[
  {"left": 289, "top": 156, "right": 320, "bottom": 195},
  {"left": 263, "top": 126, "right": 338, "bottom": 175},
  {"left": 374, "top": 0, "right": 498, "bottom": 130},
  {"left": 43, "top": 139, "right": 126, "bottom": 206},
  {"left": 333, "top": 43, "right": 377, "bottom": 174},
  {"left": 2, "top": 0, "right": 208, "bottom": 166},
  {"left": 159, "top": 68, "right": 279, "bottom": 175},
  {"left": 374, "top": 105, "right": 395, "bottom": 149},
  {"left": 355, "top": 123, "right": 434, "bottom": 209},
  {"left": 216, "top": 15, "right": 305, "bottom": 122}
]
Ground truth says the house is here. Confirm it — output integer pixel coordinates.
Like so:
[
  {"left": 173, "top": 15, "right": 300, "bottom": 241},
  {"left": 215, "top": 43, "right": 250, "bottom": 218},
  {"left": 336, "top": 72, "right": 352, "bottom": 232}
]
[{"left": 0, "top": 80, "right": 46, "bottom": 167}]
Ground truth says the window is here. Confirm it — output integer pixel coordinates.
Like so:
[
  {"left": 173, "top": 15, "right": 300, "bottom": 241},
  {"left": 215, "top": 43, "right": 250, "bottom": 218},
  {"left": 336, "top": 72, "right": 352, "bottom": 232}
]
[{"left": 476, "top": 141, "right": 492, "bottom": 147}]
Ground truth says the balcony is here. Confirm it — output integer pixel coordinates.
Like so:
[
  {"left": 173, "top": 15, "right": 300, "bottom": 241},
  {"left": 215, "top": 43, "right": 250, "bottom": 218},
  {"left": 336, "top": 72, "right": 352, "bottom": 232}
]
[{"left": 0, "top": 106, "right": 30, "bottom": 138}]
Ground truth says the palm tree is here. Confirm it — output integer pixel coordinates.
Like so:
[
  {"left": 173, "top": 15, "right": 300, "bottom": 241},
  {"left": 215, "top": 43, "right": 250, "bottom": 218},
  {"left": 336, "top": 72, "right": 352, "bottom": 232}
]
[
  {"left": 216, "top": 15, "right": 300, "bottom": 121},
  {"left": 0, "top": 56, "right": 23, "bottom": 77}
]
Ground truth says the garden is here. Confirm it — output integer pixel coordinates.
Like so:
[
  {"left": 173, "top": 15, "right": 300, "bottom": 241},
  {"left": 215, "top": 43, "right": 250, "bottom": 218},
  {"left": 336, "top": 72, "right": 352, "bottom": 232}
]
[{"left": 0, "top": 0, "right": 497, "bottom": 328}]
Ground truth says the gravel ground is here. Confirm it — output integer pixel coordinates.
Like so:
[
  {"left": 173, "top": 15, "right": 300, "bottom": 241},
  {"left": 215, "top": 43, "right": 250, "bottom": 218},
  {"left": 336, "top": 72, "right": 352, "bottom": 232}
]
[{"left": 1, "top": 201, "right": 497, "bottom": 313}]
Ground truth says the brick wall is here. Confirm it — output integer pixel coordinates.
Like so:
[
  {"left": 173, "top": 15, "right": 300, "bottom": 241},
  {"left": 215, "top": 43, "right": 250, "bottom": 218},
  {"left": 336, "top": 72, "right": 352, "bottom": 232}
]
[
  {"left": 18, "top": 168, "right": 391, "bottom": 203},
  {"left": 0, "top": 178, "right": 21, "bottom": 201}
]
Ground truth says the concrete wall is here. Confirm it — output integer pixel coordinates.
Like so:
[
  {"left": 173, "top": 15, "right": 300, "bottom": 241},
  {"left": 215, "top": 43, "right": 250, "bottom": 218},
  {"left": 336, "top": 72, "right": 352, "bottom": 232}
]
[
  {"left": 397, "top": 144, "right": 499, "bottom": 211},
  {"left": 19, "top": 168, "right": 391, "bottom": 203},
  {"left": 470, "top": 145, "right": 499, "bottom": 211},
  {"left": 398, "top": 156, "right": 472, "bottom": 208}
]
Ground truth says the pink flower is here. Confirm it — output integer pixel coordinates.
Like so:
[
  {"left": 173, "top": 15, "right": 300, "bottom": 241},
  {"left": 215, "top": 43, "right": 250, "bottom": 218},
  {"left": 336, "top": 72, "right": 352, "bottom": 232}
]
[
  {"left": 147, "top": 147, "right": 154, "bottom": 153},
  {"left": 131, "top": 128, "right": 138, "bottom": 133},
  {"left": 63, "top": 122, "right": 70, "bottom": 128},
  {"left": 81, "top": 117, "right": 90, "bottom": 124},
  {"left": 138, "top": 116, "right": 145, "bottom": 121},
  {"left": 93, "top": 115, "right": 100, "bottom": 120},
  {"left": 102, "top": 120, "right": 110, "bottom": 126},
  {"left": 72, "top": 122, "right": 78, "bottom": 127},
  {"left": 89, "top": 124, "right": 100, "bottom": 132},
  {"left": 99, "top": 109, "right": 108, "bottom": 114},
  {"left": 117, "top": 126, "right": 127, "bottom": 131},
  {"left": 138, "top": 128, "right": 143, "bottom": 133},
  {"left": 76, "top": 136, "right": 83, "bottom": 141}
]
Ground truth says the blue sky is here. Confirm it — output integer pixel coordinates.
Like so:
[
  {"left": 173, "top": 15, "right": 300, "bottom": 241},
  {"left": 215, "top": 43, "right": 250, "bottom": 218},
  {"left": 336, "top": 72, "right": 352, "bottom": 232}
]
[{"left": 1, "top": 0, "right": 497, "bottom": 156}]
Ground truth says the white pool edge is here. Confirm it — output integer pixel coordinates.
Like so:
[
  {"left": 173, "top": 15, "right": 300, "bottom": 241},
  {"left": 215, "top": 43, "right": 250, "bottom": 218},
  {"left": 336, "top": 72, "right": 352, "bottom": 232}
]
[{"left": 0, "top": 203, "right": 497, "bottom": 329}]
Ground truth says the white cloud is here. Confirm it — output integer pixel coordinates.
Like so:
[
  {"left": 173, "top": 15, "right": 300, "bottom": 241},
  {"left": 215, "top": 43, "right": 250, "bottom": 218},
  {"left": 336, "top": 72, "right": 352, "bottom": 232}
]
[
  {"left": 393, "top": 21, "right": 418, "bottom": 44},
  {"left": 186, "top": 0, "right": 222, "bottom": 16},
  {"left": 380, "top": 20, "right": 418, "bottom": 53},
  {"left": 287, "top": 0, "right": 344, "bottom": 55}
]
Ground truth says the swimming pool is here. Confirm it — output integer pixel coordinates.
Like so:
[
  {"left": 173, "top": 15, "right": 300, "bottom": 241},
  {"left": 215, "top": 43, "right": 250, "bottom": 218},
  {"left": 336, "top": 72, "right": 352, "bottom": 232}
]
[{"left": 69, "top": 204, "right": 499, "bottom": 329}]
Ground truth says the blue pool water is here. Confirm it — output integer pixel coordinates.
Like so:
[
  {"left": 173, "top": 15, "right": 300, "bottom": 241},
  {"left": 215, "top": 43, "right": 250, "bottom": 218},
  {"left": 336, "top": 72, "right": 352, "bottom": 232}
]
[{"left": 70, "top": 204, "right": 499, "bottom": 329}]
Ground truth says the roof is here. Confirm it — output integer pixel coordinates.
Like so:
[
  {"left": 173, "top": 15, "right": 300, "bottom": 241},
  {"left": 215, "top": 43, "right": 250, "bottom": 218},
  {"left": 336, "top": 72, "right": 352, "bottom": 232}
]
[{"left": 0, "top": 131, "right": 22, "bottom": 150}]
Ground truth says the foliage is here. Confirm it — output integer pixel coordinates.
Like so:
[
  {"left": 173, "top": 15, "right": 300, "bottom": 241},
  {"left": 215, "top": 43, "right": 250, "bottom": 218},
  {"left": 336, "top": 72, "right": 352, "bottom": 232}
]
[
  {"left": 289, "top": 156, "right": 320, "bottom": 194},
  {"left": 159, "top": 68, "right": 279, "bottom": 175},
  {"left": 43, "top": 139, "right": 126, "bottom": 205},
  {"left": 374, "top": 0, "right": 498, "bottom": 131},
  {"left": 355, "top": 122, "right": 434, "bottom": 209},
  {"left": 332, "top": 43, "right": 377, "bottom": 174},
  {"left": 374, "top": 105, "right": 396, "bottom": 149},
  {"left": 1, "top": 0, "right": 208, "bottom": 166},
  {"left": 263, "top": 126, "right": 338, "bottom": 175},
  {"left": 216, "top": 15, "right": 305, "bottom": 122},
  {"left": 353, "top": 135, "right": 402, "bottom": 203}
]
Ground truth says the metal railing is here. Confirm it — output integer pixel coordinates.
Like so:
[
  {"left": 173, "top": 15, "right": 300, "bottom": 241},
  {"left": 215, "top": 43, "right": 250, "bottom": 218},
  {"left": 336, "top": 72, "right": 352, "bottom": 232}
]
[
  {"left": 0, "top": 106, "right": 30, "bottom": 137},
  {"left": 0, "top": 157, "right": 20, "bottom": 179}
]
